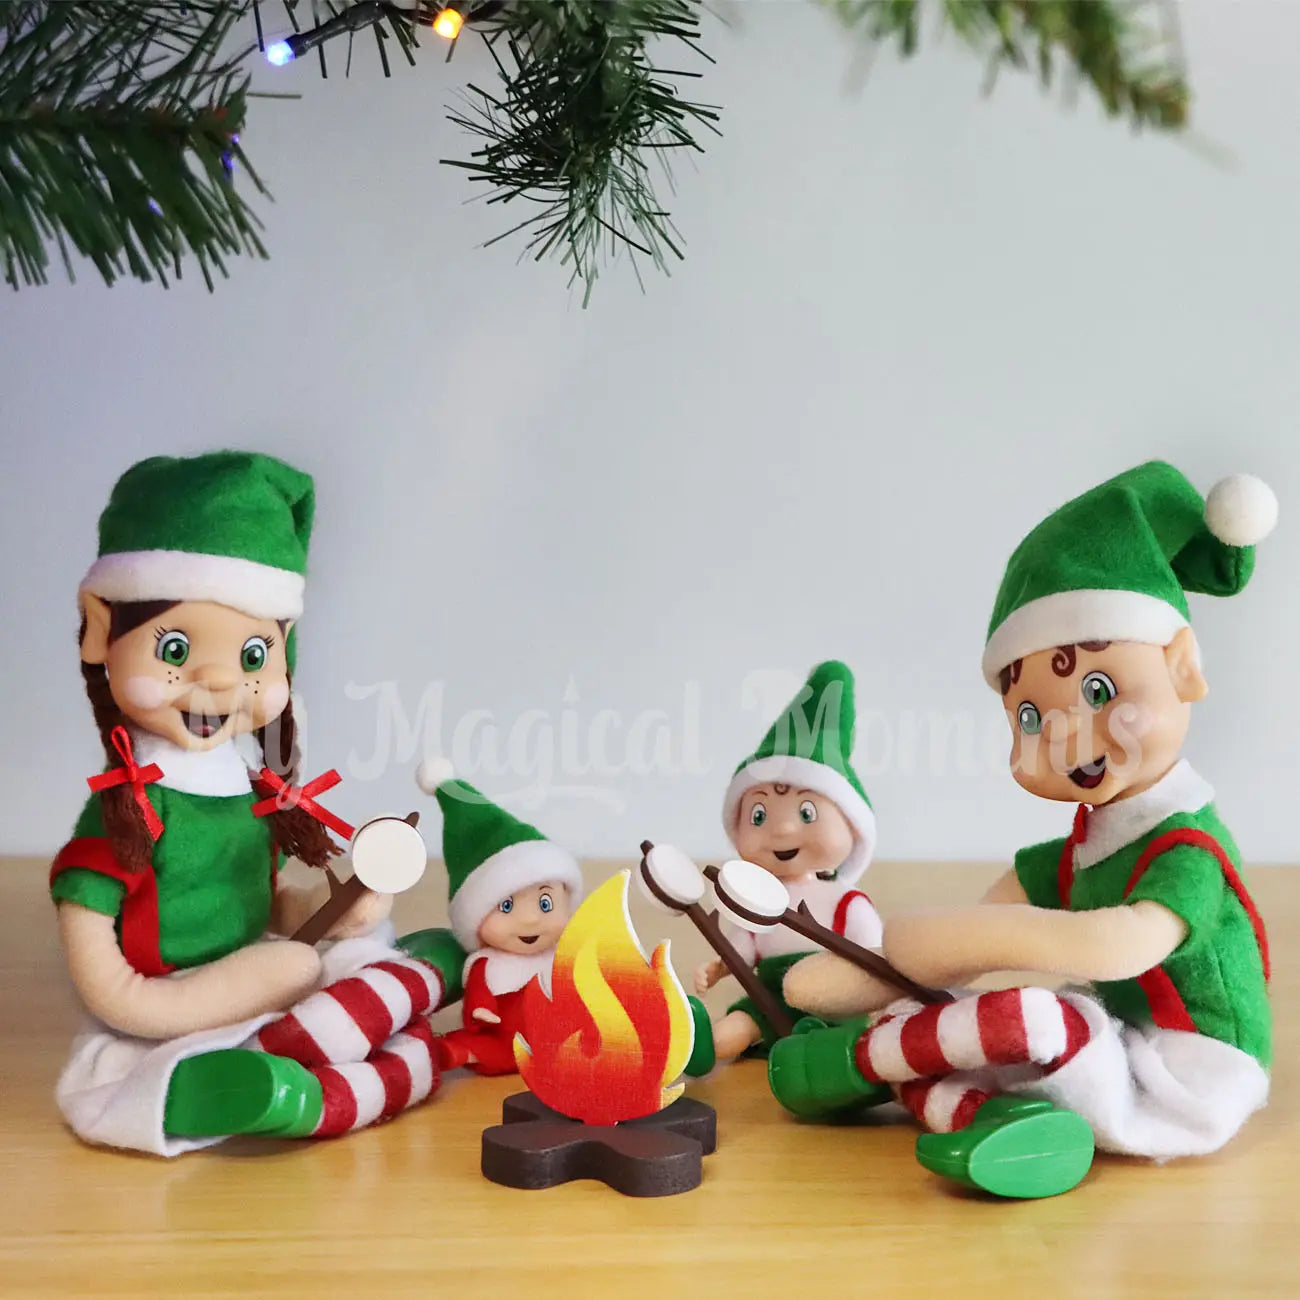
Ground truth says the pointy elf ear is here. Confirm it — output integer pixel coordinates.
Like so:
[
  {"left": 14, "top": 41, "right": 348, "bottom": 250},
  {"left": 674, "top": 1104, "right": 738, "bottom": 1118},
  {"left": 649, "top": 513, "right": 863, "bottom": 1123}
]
[
  {"left": 80, "top": 593, "right": 111, "bottom": 665},
  {"left": 1166, "top": 627, "right": 1208, "bottom": 704}
]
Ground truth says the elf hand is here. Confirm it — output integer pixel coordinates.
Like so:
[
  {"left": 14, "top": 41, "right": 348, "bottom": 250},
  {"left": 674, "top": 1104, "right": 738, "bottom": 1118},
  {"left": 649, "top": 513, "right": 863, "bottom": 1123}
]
[
  {"left": 472, "top": 1007, "right": 502, "bottom": 1025},
  {"left": 58, "top": 901, "right": 322, "bottom": 1040},
  {"left": 783, "top": 952, "right": 901, "bottom": 1020},
  {"left": 325, "top": 888, "right": 394, "bottom": 941},
  {"left": 695, "top": 958, "right": 725, "bottom": 996}
]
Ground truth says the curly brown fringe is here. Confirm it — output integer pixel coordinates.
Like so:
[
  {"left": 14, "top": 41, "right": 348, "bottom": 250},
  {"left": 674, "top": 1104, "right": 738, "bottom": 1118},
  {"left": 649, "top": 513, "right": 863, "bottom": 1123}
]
[
  {"left": 998, "top": 658, "right": 1024, "bottom": 698},
  {"left": 254, "top": 690, "right": 341, "bottom": 871}
]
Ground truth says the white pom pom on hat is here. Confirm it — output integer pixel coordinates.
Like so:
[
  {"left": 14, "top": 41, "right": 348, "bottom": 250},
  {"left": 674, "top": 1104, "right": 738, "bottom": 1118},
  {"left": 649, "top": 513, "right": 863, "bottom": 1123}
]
[
  {"left": 415, "top": 756, "right": 456, "bottom": 796},
  {"left": 1205, "top": 474, "right": 1279, "bottom": 548}
]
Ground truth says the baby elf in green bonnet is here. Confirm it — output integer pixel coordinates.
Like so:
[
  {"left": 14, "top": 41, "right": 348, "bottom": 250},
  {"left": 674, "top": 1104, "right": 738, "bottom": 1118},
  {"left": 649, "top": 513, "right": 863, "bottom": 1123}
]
[
  {"left": 52, "top": 452, "right": 461, "bottom": 1155},
  {"left": 772, "top": 462, "right": 1275, "bottom": 1200},
  {"left": 686, "top": 660, "right": 883, "bottom": 1073}
]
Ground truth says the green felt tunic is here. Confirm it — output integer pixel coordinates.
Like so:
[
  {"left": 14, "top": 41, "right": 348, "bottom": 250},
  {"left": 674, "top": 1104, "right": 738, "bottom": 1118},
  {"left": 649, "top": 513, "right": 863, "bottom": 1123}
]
[
  {"left": 1015, "top": 802, "right": 1271, "bottom": 1067},
  {"left": 50, "top": 788, "right": 278, "bottom": 969},
  {"left": 728, "top": 952, "right": 817, "bottom": 1053}
]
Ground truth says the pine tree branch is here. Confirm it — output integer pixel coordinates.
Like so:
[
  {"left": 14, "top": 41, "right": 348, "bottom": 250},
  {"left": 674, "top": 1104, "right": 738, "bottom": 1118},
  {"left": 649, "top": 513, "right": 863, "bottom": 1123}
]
[
  {"left": 442, "top": 0, "right": 720, "bottom": 304},
  {"left": 0, "top": 2, "right": 266, "bottom": 289},
  {"left": 822, "top": 0, "right": 1189, "bottom": 128}
]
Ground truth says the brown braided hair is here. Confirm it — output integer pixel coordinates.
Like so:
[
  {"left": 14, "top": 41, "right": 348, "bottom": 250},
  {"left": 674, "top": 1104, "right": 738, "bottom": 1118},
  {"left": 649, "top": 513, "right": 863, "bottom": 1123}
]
[{"left": 80, "top": 600, "right": 340, "bottom": 872}]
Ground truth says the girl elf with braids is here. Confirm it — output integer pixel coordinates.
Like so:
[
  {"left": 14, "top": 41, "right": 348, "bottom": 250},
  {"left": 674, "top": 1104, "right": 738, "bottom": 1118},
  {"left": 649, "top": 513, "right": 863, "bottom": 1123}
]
[{"left": 52, "top": 452, "right": 457, "bottom": 1156}]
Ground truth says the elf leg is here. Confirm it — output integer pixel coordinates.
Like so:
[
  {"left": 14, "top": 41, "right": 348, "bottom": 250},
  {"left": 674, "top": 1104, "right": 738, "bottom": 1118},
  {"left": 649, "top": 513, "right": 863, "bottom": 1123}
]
[
  {"left": 167, "top": 955, "right": 443, "bottom": 1141},
  {"left": 251, "top": 956, "right": 443, "bottom": 1067},
  {"left": 435, "top": 1024, "right": 521, "bottom": 1076},
  {"left": 309, "top": 1021, "right": 442, "bottom": 1137},
  {"left": 855, "top": 988, "right": 1093, "bottom": 1086},
  {"left": 857, "top": 992, "right": 1096, "bottom": 1200},
  {"left": 894, "top": 1076, "right": 995, "bottom": 1133},
  {"left": 1001, "top": 993, "right": 1270, "bottom": 1160}
]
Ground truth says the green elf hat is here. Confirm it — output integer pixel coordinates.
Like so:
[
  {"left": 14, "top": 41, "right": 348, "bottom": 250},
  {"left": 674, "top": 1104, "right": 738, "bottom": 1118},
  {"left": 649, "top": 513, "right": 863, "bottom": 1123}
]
[
  {"left": 982, "top": 461, "right": 1278, "bottom": 688},
  {"left": 415, "top": 759, "right": 585, "bottom": 952},
  {"left": 721, "top": 660, "right": 876, "bottom": 885},
  {"left": 80, "top": 452, "right": 314, "bottom": 624}
]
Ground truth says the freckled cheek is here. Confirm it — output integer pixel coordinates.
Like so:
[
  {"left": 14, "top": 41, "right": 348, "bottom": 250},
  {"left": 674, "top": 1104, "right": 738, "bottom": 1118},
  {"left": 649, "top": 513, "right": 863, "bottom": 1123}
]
[
  {"left": 258, "top": 679, "right": 290, "bottom": 720},
  {"left": 121, "top": 675, "right": 169, "bottom": 711}
]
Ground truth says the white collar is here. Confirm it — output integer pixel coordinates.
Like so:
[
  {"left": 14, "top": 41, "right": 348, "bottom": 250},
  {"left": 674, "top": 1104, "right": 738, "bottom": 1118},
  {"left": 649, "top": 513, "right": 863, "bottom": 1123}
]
[
  {"left": 1075, "top": 759, "right": 1215, "bottom": 869},
  {"left": 466, "top": 947, "right": 555, "bottom": 997},
  {"left": 130, "top": 731, "right": 252, "bottom": 798}
]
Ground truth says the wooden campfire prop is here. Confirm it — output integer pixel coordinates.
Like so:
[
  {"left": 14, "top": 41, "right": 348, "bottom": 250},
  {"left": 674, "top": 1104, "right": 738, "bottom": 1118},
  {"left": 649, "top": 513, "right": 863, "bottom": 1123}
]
[{"left": 480, "top": 872, "right": 717, "bottom": 1197}]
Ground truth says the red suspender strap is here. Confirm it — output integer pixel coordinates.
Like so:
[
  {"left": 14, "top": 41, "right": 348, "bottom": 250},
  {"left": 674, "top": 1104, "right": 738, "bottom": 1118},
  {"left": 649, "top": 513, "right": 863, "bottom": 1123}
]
[
  {"left": 50, "top": 837, "right": 174, "bottom": 978},
  {"left": 832, "top": 890, "right": 872, "bottom": 936},
  {"left": 1125, "top": 829, "right": 1270, "bottom": 981},
  {"left": 1056, "top": 805, "right": 1089, "bottom": 909}
]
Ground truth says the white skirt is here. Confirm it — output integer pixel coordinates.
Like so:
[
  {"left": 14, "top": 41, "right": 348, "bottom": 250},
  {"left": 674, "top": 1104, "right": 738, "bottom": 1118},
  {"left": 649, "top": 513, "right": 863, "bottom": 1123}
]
[
  {"left": 56, "top": 924, "right": 402, "bottom": 1158},
  {"left": 1004, "top": 992, "right": 1269, "bottom": 1159}
]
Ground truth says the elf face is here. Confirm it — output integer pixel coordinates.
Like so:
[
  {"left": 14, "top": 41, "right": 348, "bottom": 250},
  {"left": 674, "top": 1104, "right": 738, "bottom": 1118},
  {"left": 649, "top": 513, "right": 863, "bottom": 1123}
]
[
  {"left": 1002, "top": 629, "right": 1207, "bottom": 805},
  {"left": 733, "top": 785, "right": 854, "bottom": 880},
  {"left": 81, "top": 596, "right": 291, "bottom": 751},
  {"left": 477, "top": 882, "right": 571, "bottom": 955}
]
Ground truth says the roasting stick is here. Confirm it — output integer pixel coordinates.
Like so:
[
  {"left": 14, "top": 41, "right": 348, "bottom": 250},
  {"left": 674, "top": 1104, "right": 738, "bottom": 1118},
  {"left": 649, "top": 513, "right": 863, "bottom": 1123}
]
[
  {"left": 702, "top": 861, "right": 953, "bottom": 1006},
  {"left": 292, "top": 810, "right": 427, "bottom": 945},
  {"left": 637, "top": 840, "right": 797, "bottom": 1038}
]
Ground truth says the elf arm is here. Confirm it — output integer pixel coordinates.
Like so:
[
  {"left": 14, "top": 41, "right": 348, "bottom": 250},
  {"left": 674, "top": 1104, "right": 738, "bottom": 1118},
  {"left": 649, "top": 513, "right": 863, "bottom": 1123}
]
[
  {"left": 882, "top": 900, "right": 1188, "bottom": 989},
  {"left": 696, "top": 922, "right": 756, "bottom": 995},
  {"left": 980, "top": 868, "right": 1031, "bottom": 905},
  {"left": 462, "top": 957, "right": 500, "bottom": 1026},
  {"left": 57, "top": 901, "right": 323, "bottom": 1039},
  {"left": 781, "top": 894, "right": 887, "bottom": 1018}
]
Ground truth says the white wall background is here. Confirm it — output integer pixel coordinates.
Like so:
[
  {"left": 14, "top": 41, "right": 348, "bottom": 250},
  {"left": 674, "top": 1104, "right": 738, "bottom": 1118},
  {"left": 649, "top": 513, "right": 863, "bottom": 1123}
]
[{"left": 2, "top": 1, "right": 1297, "bottom": 866}]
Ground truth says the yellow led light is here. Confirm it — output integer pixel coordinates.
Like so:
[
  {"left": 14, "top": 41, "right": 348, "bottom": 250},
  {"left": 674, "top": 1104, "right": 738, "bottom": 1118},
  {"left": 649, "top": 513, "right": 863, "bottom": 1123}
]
[{"left": 433, "top": 7, "right": 463, "bottom": 39}]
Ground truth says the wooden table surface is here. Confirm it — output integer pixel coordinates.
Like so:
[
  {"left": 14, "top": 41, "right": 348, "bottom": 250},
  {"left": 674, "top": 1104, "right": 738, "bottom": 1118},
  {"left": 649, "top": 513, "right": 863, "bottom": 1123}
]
[{"left": 2, "top": 856, "right": 1295, "bottom": 1299}]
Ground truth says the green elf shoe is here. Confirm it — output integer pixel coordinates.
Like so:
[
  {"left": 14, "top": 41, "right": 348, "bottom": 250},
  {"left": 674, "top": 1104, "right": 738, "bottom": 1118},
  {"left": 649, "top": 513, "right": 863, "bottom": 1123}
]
[
  {"left": 164, "top": 1049, "right": 323, "bottom": 1139},
  {"left": 767, "top": 1016, "right": 894, "bottom": 1118},
  {"left": 914, "top": 1096, "right": 1094, "bottom": 1199},
  {"left": 683, "top": 997, "right": 716, "bottom": 1078}
]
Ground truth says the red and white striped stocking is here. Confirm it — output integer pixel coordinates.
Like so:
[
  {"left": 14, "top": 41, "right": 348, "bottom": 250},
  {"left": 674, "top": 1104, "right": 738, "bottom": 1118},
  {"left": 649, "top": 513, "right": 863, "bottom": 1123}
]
[
  {"left": 856, "top": 988, "right": 1092, "bottom": 1106},
  {"left": 251, "top": 957, "right": 443, "bottom": 1067},
  {"left": 895, "top": 1077, "right": 994, "bottom": 1134},
  {"left": 311, "top": 1020, "right": 441, "bottom": 1138}
]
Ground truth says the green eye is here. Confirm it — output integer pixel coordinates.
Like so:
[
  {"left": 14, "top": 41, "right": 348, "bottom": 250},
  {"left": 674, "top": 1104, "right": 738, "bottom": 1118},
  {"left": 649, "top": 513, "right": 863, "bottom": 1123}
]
[
  {"left": 798, "top": 800, "right": 817, "bottom": 824},
  {"left": 1017, "top": 702, "right": 1042, "bottom": 735},
  {"left": 750, "top": 803, "right": 767, "bottom": 827},
  {"left": 1081, "top": 671, "right": 1117, "bottom": 711},
  {"left": 241, "top": 636, "right": 269, "bottom": 673},
  {"left": 155, "top": 631, "right": 189, "bottom": 667}
]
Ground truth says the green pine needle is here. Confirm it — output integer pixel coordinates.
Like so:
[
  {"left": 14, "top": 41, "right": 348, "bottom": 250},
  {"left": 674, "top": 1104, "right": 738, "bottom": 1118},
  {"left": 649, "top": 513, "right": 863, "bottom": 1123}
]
[
  {"left": 822, "top": 0, "right": 1189, "bottom": 129},
  {"left": 443, "top": 0, "right": 721, "bottom": 304},
  {"left": 0, "top": 1, "right": 267, "bottom": 289}
]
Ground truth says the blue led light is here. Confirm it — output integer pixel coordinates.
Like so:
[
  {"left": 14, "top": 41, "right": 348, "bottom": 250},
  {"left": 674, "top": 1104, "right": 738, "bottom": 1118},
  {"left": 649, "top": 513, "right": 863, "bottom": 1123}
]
[{"left": 265, "top": 40, "right": 294, "bottom": 66}]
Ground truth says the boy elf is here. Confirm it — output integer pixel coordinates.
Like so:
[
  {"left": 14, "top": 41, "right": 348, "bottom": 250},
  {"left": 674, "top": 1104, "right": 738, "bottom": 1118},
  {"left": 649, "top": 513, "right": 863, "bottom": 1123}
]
[
  {"left": 687, "top": 660, "right": 883, "bottom": 1074},
  {"left": 51, "top": 452, "right": 461, "bottom": 1155},
  {"left": 771, "top": 462, "right": 1275, "bottom": 1199},
  {"left": 413, "top": 759, "right": 585, "bottom": 1076}
]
